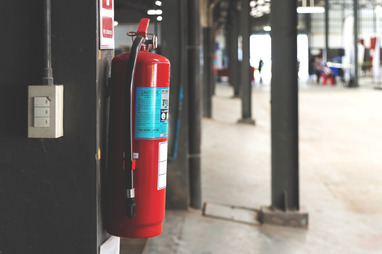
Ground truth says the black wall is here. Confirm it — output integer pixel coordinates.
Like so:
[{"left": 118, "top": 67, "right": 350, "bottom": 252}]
[{"left": 0, "top": 1, "right": 110, "bottom": 253}]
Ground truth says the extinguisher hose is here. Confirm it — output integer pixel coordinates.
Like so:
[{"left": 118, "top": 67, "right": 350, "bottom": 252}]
[{"left": 124, "top": 35, "right": 145, "bottom": 218}]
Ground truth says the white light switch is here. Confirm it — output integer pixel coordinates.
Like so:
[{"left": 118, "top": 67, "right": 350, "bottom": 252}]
[
  {"left": 34, "top": 117, "right": 50, "bottom": 127},
  {"left": 34, "top": 97, "right": 50, "bottom": 107},
  {"left": 34, "top": 107, "right": 50, "bottom": 117}
]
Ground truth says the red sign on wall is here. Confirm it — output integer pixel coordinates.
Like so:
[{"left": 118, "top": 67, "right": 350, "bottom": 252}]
[
  {"left": 102, "top": 17, "right": 113, "bottom": 38},
  {"left": 100, "top": 0, "right": 114, "bottom": 49},
  {"left": 102, "top": 0, "right": 113, "bottom": 10}
]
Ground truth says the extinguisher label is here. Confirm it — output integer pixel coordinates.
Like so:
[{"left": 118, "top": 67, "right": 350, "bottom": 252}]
[
  {"left": 158, "top": 141, "right": 168, "bottom": 190},
  {"left": 135, "top": 87, "right": 169, "bottom": 139}
]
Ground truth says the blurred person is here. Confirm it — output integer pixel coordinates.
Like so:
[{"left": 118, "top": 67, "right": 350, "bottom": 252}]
[
  {"left": 258, "top": 59, "right": 264, "bottom": 84},
  {"left": 313, "top": 56, "right": 322, "bottom": 84}
]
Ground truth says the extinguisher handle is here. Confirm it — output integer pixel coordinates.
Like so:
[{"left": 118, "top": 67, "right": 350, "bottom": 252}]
[{"left": 136, "top": 18, "right": 150, "bottom": 37}]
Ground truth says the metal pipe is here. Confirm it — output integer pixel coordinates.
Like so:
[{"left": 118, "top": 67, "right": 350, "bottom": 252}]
[
  {"left": 188, "top": 0, "right": 202, "bottom": 209},
  {"left": 270, "top": 0, "right": 299, "bottom": 211},
  {"left": 42, "top": 0, "right": 53, "bottom": 85}
]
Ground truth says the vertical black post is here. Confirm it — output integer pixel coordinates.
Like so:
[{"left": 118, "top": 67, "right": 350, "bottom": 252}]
[
  {"left": 228, "top": 5, "right": 240, "bottom": 97},
  {"left": 271, "top": 0, "right": 299, "bottom": 211},
  {"left": 353, "top": 0, "right": 359, "bottom": 87},
  {"left": 305, "top": 13, "right": 311, "bottom": 66},
  {"left": 188, "top": 0, "right": 202, "bottom": 209},
  {"left": 305, "top": 14, "right": 311, "bottom": 36},
  {"left": 325, "top": 0, "right": 329, "bottom": 60},
  {"left": 238, "top": 0, "right": 255, "bottom": 125},
  {"left": 162, "top": 0, "right": 190, "bottom": 209},
  {"left": 305, "top": 13, "right": 311, "bottom": 37},
  {"left": 259, "top": 0, "right": 307, "bottom": 228},
  {"left": 203, "top": 27, "right": 213, "bottom": 118},
  {"left": 210, "top": 30, "right": 216, "bottom": 97}
]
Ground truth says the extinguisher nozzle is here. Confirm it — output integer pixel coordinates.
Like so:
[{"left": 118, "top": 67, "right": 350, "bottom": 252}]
[{"left": 126, "top": 197, "right": 136, "bottom": 218}]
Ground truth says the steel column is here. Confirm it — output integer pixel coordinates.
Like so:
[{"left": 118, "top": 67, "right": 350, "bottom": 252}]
[
  {"left": 270, "top": 0, "right": 299, "bottom": 211},
  {"left": 325, "top": 0, "right": 329, "bottom": 60},
  {"left": 203, "top": 27, "right": 213, "bottom": 118},
  {"left": 353, "top": 0, "right": 359, "bottom": 87},
  {"left": 188, "top": 0, "right": 202, "bottom": 209},
  {"left": 228, "top": 5, "right": 240, "bottom": 97},
  {"left": 162, "top": 0, "right": 189, "bottom": 209},
  {"left": 238, "top": 0, "right": 255, "bottom": 124}
]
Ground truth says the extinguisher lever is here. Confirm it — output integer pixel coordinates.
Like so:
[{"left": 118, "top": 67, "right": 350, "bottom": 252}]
[{"left": 136, "top": 18, "right": 150, "bottom": 37}]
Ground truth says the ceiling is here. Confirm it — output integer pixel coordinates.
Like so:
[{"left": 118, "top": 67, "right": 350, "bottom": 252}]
[
  {"left": 114, "top": 0, "right": 382, "bottom": 26},
  {"left": 114, "top": 0, "right": 157, "bottom": 12},
  {"left": 114, "top": 0, "right": 159, "bottom": 23}
]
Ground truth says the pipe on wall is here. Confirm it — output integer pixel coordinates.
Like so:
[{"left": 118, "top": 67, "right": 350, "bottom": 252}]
[{"left": 42, "top": 0, "right": 53, "bottom": 85}]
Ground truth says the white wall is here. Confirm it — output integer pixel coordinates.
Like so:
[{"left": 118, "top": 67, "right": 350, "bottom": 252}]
[
  {"left": 311, "top": 32, "right": 380, "bottom": 49},
  {"left": 310, "top": 34, "right": 342, "bottom": 48},
  {"left": 310, "top": 8, "right": 382, "bottom": 49}
]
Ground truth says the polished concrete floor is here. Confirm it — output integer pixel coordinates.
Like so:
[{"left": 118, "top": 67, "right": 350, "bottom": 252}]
[{"left": 146, "top": 80, "right": 382, "bottom": 254}]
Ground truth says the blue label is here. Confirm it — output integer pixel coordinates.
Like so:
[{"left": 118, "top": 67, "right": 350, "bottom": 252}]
[{"left": 135, "top": 87, "right": 169, "bottom": 139}]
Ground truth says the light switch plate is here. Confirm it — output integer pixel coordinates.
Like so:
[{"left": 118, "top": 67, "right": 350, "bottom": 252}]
[
  {"left": 34, "top": 107, "right": 50, "bottom": 118},
  {"left": 28, "top": 85, "right": 64, "bottom": 138}
]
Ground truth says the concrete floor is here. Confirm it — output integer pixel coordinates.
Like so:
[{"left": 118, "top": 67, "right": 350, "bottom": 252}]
[{"left": 146, "top": 80, "right": 382, "bottom": 254}]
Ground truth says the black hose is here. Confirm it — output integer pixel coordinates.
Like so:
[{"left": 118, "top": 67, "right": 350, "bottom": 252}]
[{"left": 124, "top": 36, "right": 144, "bottom": 218}]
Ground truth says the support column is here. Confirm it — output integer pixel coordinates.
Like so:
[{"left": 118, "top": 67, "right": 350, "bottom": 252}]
[
  {"left": 162, "top": 0, "right": 189, "bottom": 209},
  {"left": 203, "top": 26, "right": 214, "bottom": 118},
  {"left": 325, "top": 0, "right": 329, "bottom": 60},
  {"left": 228, "top": 5, "right": 240, "bottom": 97},
  {"left": 238, "top": 0, "right": 255, "bottom": 125},
  {"left": 259, "top": 0, "right": 308, "bottom": 228},
  {"left": 353, "top": 0, "right": 359, "bottom": 87},
  {"left": 188, "top": 0, "right": 202, "bottom": 209}
]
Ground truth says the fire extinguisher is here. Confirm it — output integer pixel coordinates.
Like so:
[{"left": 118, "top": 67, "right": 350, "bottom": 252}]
[{"left": 107, "top": 18, "right": 170, "bottom": 238}]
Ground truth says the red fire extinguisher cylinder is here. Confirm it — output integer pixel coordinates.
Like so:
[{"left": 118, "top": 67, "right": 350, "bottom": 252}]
[{"left": 107, "top": 19, "right": 170, "bottom": 238}]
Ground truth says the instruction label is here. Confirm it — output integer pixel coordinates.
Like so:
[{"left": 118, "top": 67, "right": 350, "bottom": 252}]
[
  {"left": 158, "top": 141, "right": 168, "bottom": 190},
  {"left": 135, "top": 87, "right": 169, "bottom": 139}
]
